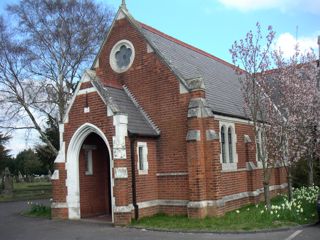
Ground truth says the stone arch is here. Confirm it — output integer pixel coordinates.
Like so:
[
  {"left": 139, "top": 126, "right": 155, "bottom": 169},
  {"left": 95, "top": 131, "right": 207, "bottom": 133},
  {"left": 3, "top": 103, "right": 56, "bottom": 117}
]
[{"left": 66, "top": 123, "right": 114, "bottom": 222}]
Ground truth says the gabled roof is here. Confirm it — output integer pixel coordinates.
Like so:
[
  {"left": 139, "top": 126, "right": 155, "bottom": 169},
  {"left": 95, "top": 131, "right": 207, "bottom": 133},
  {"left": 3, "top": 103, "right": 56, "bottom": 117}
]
[
  {"left": 106, "top": 86, "right": 160, "bottom": 136},
  {"left": 64, "top": 69, "right": 159, "bottom": 136},
  {"left": 139, "top": 23, "right": 246, "bottom": 119},
  {"left": 92, "top": 6, "right": 247, "bottom": 119},
  {"left": 92, "top": 80, "right": 159, "bottom": 137}
]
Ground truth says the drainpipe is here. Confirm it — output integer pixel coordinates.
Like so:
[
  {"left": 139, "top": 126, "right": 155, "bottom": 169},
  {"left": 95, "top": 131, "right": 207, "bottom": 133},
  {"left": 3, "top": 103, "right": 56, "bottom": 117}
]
[{"left": 130, "top": 134, "right": 139, "bottom": 220}]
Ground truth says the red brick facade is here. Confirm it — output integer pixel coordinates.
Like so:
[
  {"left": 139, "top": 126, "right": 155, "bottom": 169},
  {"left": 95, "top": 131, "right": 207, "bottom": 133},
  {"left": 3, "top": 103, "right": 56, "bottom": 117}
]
[{"left": 51, "top": 8, "right": 287, "bottom": 225}]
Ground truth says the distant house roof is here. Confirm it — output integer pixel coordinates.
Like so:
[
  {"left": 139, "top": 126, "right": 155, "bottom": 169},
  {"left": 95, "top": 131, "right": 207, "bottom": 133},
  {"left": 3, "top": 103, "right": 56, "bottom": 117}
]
[{"left": 139, "top": 23, "right": 247, "bottom": 119}]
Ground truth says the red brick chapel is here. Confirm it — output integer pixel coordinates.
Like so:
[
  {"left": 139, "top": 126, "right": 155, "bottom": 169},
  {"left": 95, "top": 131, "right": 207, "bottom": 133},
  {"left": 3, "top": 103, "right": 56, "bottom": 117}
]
[{"left": 51, "top": 1, "right": 287, "bottom": 225}]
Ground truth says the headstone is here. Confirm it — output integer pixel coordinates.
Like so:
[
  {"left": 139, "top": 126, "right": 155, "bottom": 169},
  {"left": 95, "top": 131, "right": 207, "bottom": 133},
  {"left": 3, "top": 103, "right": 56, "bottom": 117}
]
[
  {"left": 47, "top": 170, "right": 52, "bottom": 181},
  {"left": 0, "top": 171, "right": 3, "bottom": 191},
  {"left": 18, "top": 171, "right": 24, "bottom": 183},
  {"left": 2, "top": 167, "right": 13, "bottom": 195},
  {"left": 25, "top": 174, "right": 34, "bottom": 183}
]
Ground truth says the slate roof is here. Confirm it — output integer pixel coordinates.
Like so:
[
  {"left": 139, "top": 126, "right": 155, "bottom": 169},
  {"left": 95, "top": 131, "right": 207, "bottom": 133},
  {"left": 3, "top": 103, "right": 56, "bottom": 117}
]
[
  {"left": 139, "top": 23, "right": 247, "bottom": 119},
  {"left": 106, "top": 86, "right": 160, "bottom": 136},
  {"left": 91, "top": 79, "right": 159, "bottom": 137}
]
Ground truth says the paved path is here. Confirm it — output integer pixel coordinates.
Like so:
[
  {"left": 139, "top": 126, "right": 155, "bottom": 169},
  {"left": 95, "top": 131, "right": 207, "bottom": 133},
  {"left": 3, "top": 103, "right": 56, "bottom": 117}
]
[{"left": 0, "top": 200, "right": 319, "bottom": 240}]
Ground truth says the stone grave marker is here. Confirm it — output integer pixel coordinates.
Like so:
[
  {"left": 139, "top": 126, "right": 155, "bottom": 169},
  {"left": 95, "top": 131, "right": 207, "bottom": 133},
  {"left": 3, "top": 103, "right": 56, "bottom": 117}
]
[{"left": 2, "top": 167, "right": 13, "bottom": 195}]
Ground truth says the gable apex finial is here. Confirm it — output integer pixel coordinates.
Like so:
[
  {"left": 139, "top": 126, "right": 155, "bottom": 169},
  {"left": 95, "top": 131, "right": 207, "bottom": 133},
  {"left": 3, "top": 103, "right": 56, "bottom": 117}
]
[{"left": 121, "top": 0, "right": 127, "bottom": 10}]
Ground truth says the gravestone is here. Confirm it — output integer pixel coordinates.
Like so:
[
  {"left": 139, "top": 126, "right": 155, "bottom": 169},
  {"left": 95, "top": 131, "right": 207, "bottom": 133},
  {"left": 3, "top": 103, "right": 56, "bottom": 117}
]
[
  {"left": 2, "top": 167, "right": 13, "bottom": 195},
  {"left": 47, "top": 170, "right": 52, "bottom": 181},
  {"left": 18, "top": 171, "right": 24, "bottom": 183},
  {"left": 0, "top": 171, "right": 3, "bottom": 191}
]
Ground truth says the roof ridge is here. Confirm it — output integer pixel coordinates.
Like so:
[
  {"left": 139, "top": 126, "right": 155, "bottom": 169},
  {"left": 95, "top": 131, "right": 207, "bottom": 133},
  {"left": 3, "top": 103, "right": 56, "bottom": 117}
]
[{"left": 138, "top": 21, "right": 236, "bottom": 69}]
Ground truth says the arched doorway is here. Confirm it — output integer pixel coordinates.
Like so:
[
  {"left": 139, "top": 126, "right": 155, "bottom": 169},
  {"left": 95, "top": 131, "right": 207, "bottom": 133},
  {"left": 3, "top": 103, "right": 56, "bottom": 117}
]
[
  {"left": 79, "top": 133, "right": 111, "bottom": 218},
  {"left": 66, "top": 123, "right": 114, "bottom": 222}
]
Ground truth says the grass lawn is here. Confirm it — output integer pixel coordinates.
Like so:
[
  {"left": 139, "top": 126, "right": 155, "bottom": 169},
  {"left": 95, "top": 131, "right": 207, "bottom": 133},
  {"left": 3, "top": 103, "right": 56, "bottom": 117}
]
[
  {"left": 132, "top": 186, "right": 319, "bottom": 231},
  {"left": 0, "top": 181, "right": 52, "bottom": 202}
]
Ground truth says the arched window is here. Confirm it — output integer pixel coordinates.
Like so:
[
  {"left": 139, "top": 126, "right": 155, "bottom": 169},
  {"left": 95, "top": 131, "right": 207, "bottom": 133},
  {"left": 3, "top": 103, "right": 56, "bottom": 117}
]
[
  {"left": 228, "top": 127, "right": 233, "bottom": 163},
  {"left": 221, "top": 126, "right": 226, "bottom": 163},
  {"left": 219, "top": 122, "right": 237, "bottom": 170}
]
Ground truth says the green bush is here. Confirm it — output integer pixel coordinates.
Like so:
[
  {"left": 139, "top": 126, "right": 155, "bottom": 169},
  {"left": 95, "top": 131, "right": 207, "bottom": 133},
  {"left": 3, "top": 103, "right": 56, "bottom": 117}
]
[{"left": 25, "top": 202, "right": 51, "bottom": 218}]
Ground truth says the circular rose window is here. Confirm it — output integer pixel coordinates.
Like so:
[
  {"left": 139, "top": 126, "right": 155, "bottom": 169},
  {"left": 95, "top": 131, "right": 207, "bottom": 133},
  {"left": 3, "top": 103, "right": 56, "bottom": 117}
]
[{"left": 109, "top": 40, "right": 135, "bottom": 73}]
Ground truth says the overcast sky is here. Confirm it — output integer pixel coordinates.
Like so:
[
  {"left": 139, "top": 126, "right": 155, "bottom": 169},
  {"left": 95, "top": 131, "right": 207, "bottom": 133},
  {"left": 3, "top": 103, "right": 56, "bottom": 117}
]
[{"left": 1, "top": 0, "right": 319, "bottom": 156}]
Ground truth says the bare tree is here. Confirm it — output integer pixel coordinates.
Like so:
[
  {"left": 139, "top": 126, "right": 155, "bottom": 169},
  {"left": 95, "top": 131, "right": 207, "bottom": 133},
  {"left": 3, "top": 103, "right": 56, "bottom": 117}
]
[
  {"left": 0, "top": 0, "right": 114, "bottom": 154},
  {"left": 230, "top": 23, "right": 276, "bottom": 208}
]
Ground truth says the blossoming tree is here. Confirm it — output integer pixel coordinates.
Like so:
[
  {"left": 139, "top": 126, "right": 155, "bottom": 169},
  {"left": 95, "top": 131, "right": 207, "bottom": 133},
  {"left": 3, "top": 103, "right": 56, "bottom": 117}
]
[
  {"left": 267, "top": 47, "right": 320, "bottom": 200},
  {"left": 230, "top": 23, "right": 320, "bottom": 206},
  {"left": 230, "top": 22, "right": 276, "bottom": 208}
]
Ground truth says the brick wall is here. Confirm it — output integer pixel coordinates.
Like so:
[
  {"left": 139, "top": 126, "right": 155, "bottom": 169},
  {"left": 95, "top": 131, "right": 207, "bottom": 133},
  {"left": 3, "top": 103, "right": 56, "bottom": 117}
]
[
  {"left": 79, "top": 133, "right": 111, "bottom": 218},
  {"left": 95, "top": 17, "right": 191, "bottom": 204},
  {"left": 134, "top": 138, "right": 158, "bottom": 203},
  {"left": 52, "top": 163, "right": 67, "bottom": 203}
]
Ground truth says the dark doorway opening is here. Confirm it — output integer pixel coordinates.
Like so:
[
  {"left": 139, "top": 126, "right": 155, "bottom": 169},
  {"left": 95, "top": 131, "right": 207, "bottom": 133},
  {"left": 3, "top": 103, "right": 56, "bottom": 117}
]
[{"left": 79, "top": 133, "right": 111, "bottom": 220}]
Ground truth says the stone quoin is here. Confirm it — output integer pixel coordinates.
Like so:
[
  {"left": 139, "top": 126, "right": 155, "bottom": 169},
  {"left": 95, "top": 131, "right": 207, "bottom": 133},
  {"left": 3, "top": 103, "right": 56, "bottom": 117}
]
[{"left": 51, "top": 3, "right": 288, "bottom": 225}]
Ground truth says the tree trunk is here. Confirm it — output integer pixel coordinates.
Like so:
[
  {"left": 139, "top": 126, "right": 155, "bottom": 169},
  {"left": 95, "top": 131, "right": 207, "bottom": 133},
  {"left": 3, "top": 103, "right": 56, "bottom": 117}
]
[
  {"left": 263, "top": 181, "right": 271, "bottom": 210},
  {"left": 287, "top": 171, "right": 293, "bottom": 202},
  {"left": 307, "top": 155, "right": 314, "bottom": 186}
]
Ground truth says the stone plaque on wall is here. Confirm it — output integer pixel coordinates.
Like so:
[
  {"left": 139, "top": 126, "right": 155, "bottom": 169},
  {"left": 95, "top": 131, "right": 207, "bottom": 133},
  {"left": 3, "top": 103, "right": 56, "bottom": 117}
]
[
  {"left": 113, "top": 148, "right": 127, "bottom": 159},
  {"left": 114, "top": 167, "right": 128, "bottom": 179}
]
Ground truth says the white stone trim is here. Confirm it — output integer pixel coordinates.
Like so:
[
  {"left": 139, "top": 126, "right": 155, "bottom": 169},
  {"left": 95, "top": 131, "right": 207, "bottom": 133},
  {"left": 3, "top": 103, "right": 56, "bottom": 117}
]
[
  {"left": 107, "top": 106, "right": 114, "bottom": 117},
  {"left": 256, "top": 161, "right": 263, "bottom": 169},
  {"left": 221, "top": 162, "right": 237, "bottom": 171},
  {"left": 54, "top": 124, "right": 65, "bottom": 163},
  {"left": 137, "top": 200, "right": 189, "bottom": 209},
  {"left": 156, "top": 172, "right": 188, "bottom": 177},
  {"left": 51, "top": 170, "right": 59, "bottom": 180},
  {"left": 63, "top": 70, "right": 96, "bottom": 124},
  {"left": 147, "top": 43, "right": 154, "bottom": 53},
  {"left": 179, "top": 82, "right": 189, "bottom": 94},
  {"left": 84, "top": 107, "right": 90, "bottom": 113},
  {"left": 114, "top": 167, "right": 128, "bottom": 179},
  {"left": 137, "top": 142, "right": 148, "bottom": 175},
  {"left": 77, "top": 87, "right": 96, "bottom": 96},
  {"left": 114, "top": 204, "right": 134, "bottom": 213},
  {"left": 113, "top": 114, "right": 128, "bottom": 160},
  {"left": 54, "top": 142, "right": 65, "bottom": 163},
  {"left": 116, "top": 11, "right": 125, "bottom": 20},
  {"left": 65, "top": 123, "right": 114, "bottom": 222},
  {"left": 214, "top": 114, "right": 253, "bottom": 125},
  {"left": 137, "top": 200, "right": 159, "bottom": 209},
  {"left": 221, "top": 167, "right": 247, "bottom": 173},
  {"left": 109, "top": 39, "right": 135, "bottom": 73},
  {"left": 187, "top": 183, "right": 288, "bottom": 209},
  {"left": 188, "top": 201, "right": 212, "bottom": 208},
  {"left": 132, "top": 183, "right": 288, "bottom": 210},
  {"left": 51, "top": 202, "right": 68, "bottom": 208}
]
